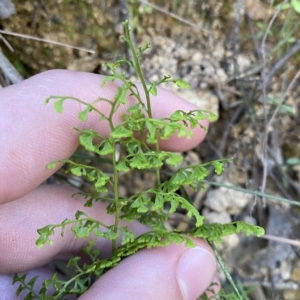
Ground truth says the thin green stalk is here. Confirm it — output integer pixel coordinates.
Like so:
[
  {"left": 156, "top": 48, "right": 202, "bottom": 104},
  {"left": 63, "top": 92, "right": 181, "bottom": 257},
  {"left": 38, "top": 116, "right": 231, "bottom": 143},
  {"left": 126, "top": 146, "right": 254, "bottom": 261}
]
[
  {"left": 124, "top": 20, "right": 152, "bottom": 118},
  {"left": 203, "top": 180, "right": 300, "bottom": 206},
  {"left": 208, "top": 240, "right": 242, "bottom": 300},
  {"left": 111, "top": 139, "right": 120, "bottom": 255},
  {"left": 56, "top": 271, "right": 89, "bottom": 298},
  {"left": 178, "top": 158, "right": 232, "bottom": 171},
  {"left": 71, "top": 153, "right": 112, "bottom": 164},
  {"left": 124, "top": 20, "right": 161, "bottom": 186},
  {"left": 155, "top": 141, "right": 161, "bottom": 185},
  {"left": 46, "top": 96, "right": 108, "bottom": 120},
  {"left": 107, "top": 100, "right": 121, "bottom": 255},
  {"left": 18, "top": 281, "right": 39, "bottom": 299}
]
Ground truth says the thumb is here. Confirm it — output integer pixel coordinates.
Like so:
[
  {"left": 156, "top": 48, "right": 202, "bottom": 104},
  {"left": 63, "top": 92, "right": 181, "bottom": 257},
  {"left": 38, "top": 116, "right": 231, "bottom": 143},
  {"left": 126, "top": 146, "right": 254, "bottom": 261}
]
[{"left": 79, "top": 240, "right": 216, "bottom": 300}]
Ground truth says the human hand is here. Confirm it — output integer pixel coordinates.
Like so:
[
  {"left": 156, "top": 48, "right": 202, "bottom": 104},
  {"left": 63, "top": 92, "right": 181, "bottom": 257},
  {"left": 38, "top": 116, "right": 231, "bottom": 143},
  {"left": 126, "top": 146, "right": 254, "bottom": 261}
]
[{"left": 0, "top": 70, "right": 217, "bottom": 300}]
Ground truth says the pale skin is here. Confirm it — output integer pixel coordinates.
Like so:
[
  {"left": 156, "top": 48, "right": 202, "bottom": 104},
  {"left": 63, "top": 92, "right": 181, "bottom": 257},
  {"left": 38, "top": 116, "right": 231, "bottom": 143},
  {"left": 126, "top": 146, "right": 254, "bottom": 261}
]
[{"left": 0, "top": 70, "right": 218, "bottom": 300}]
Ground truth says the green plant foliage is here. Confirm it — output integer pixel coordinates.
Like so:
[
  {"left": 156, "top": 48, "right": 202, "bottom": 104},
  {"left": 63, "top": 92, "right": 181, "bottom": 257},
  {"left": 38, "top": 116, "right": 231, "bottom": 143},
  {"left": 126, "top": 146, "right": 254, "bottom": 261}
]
[
  {"left": 279, "top": 0, "right": 300, "bottom": 14},
  {"left": 200, "top": 282, "right": 253, "bottom": 300},
  {"left": 14, "top": 20, "right": 265, "bottom": 299}
]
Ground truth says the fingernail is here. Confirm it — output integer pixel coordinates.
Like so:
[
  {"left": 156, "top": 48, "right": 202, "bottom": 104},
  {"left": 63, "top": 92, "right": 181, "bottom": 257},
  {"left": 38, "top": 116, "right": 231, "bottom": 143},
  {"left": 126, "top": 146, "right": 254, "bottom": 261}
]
[{"left": 176, "top": 247, "right": 216, "bottom": 300}]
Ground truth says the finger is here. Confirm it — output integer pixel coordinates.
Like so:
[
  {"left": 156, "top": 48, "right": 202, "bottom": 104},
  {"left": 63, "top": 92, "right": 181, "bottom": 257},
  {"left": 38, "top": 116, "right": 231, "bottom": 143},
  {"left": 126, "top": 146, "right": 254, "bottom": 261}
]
[
  {"left": 0, "top": 70, "right": 208, "bottom": 204},
  {"left": 0, "top": 185, "right": 148, "bottom": 273},
  {"left": 79, "top": 240, "right": 216, "bottom": 300}
]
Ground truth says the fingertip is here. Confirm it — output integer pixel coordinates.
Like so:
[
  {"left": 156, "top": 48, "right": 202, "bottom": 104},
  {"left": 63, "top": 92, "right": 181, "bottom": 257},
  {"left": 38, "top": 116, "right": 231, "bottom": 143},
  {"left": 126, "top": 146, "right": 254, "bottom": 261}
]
[
  {"left": 79, "top": 240, "right": 216, "bottom": 300},
  {"left": 177, "top": 246, "right": 216, "bottom": 300}
]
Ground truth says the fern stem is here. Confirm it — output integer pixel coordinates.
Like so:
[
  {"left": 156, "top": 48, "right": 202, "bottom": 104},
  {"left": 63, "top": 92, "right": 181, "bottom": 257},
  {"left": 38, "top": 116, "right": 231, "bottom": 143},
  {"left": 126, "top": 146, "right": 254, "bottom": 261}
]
[
  {"left": 124, "top": 20, "right": 152, "bottom": 119},
  {"left": 208, "top": 240, "right": 243, "bottom": 300},
  {"left": 124, "top": 20, "right": 162, "bottom": 186},
  {"left": 107, "top": 95, "right": 121, "bottom": 255},
  {"left": 111, "top": 140, "right": 120, "bottom": 255}
]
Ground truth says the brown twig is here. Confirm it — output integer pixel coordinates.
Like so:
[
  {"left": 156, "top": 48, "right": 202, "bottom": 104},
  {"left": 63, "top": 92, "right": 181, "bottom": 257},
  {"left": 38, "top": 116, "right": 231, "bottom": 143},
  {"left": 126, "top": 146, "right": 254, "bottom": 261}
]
[
  {"left": 231, "top": 0, "right": 242, "bottom": 57},
  {"left": 199, "top": 76, "right": 241, "bottom": 97},
  {"left": 0, "top": 70, "right": 6, "bottom": 87},
  {"left": 267, "top": 68, "right": 300, "bottom": 130},
  {"left": 226, "top": 63, "right": 263, "bottom": 82},
  {"left": 261, "top": 234, "right": 300, "bottom": 247},
  {"left": 0, "top": 30, "right": 95, "bottom": 54},
  {"left": 0, "top": 47, "right": 23, "bottom": 84},
  {"left": 245, "top": 12, "right": 261, "bottom": 60},
  {"left": 219, "top": 103, "right": 246, "bottom": 154},
  {"left": 260, "top": 0, "right": 288, "bottom": 205},
  {"left": 264, "top": 40, "right": 300, "bottom": 87},
  {"left": 0, "top": 33, "right": 14, "bottom": 52},
  {"left": 139, "top": 0, "right": 209, "bottom": 33}
]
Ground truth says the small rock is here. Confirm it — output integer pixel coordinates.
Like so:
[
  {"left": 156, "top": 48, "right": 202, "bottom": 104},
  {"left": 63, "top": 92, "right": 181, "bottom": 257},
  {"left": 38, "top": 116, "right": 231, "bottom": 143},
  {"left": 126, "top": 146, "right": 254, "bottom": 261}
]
[
  {"left": 185, "top": 151, "right": 201, "bottom": 165},
  {"left": 202, "top": 209, "right": 231, "bottom": 224},
  {"left": 204, "top": 184, "right": 251, "bottom": 214},
  {"left": 118, "top": 185, "right": 127, "bottom": 198},
  {"left": 68, "top": 175, "right": 82, "bottom": 188},
  {"left": 0, "top": 0, "right": 15, "bottom": 19},
  {"left": 244, "top": 0, "right": 271, "bottom": 21}
]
